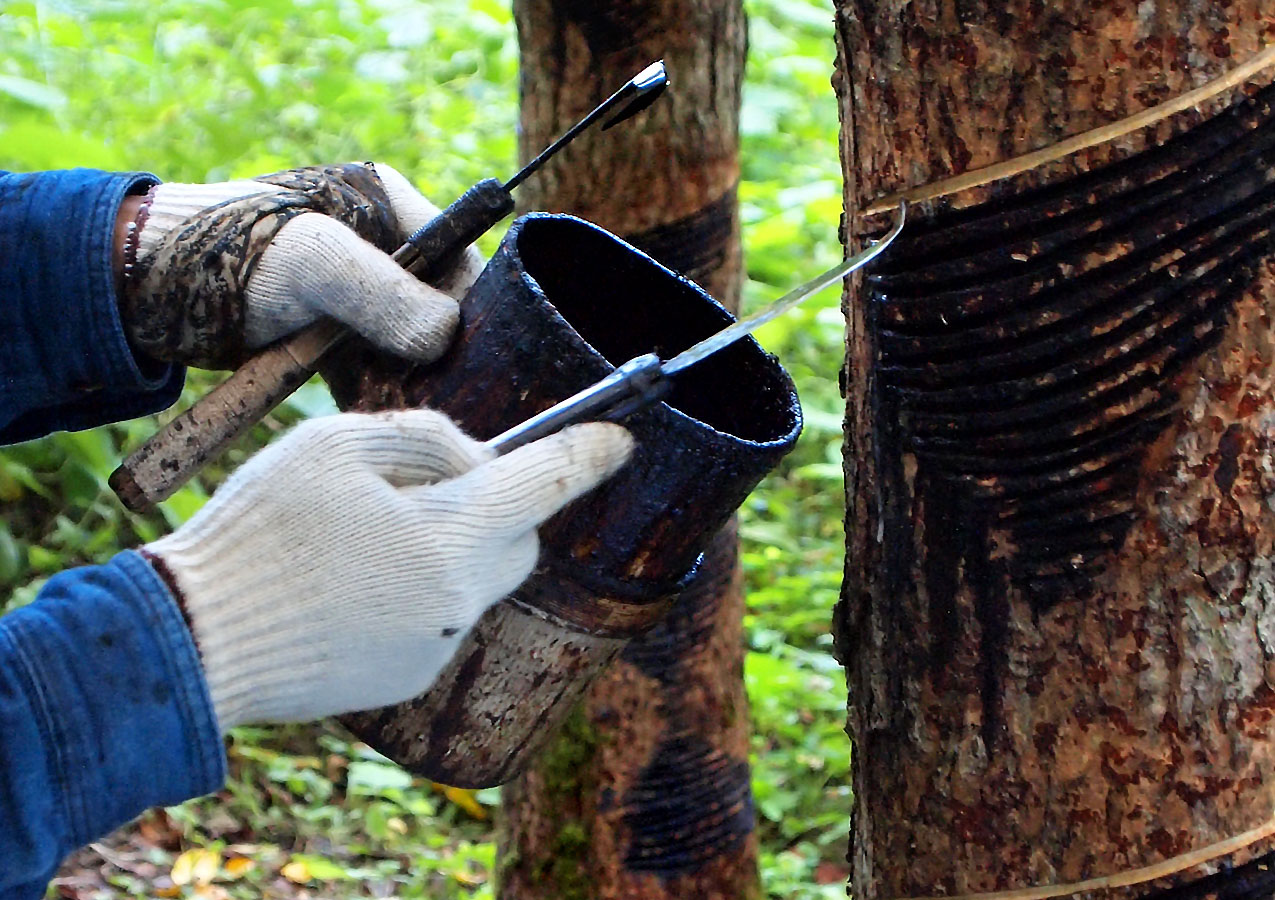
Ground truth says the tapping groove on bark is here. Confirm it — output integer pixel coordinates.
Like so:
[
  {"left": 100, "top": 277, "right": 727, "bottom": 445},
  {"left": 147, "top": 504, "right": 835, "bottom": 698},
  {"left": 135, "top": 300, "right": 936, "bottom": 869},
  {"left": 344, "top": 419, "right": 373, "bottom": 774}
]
[
  {"left": 501, "top": 528, "right": 759, "bottom": 899},
  {"left": 621, "top": 736, "right": 754, "bottom": 875},
  {"left": 621, "top": 545, "right": 732, "bottom": 681},
  {"left": 624, "top": 187, "right": 740, "bottom": 295},
  {"left": 835, "top": 4, "right": 1275, "bottom": 900},
  {"left": 614, "top": 531, "right": 755, "bottom": 876},
  {"left": 867, "top": 85, "right": 1275, "bottom": 681},
  {"left": 502, "top": 0, "right": 755, "bottom": 896}
]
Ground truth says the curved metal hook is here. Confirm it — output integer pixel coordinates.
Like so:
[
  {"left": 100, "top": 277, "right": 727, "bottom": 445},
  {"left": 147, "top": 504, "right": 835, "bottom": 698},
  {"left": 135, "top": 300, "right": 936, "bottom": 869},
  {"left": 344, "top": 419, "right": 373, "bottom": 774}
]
[{"left": 504, "top": 60, "right": 669, "bottom": 191}]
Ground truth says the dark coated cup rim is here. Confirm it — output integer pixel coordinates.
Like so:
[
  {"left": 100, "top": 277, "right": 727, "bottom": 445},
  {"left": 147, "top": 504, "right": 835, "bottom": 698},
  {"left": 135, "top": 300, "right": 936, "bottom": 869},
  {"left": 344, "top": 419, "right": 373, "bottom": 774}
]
[{"left": 509, "top": 213, "right": 803, "bottom": 451}]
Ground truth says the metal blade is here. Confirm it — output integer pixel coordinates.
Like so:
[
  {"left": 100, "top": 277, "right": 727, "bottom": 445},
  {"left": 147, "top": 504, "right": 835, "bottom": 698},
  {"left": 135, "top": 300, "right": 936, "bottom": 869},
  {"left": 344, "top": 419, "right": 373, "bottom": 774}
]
[
  {"left": 602, "top": 63, "right": 669, "bottom": 129},
  {"left": 484, "top": 203, "right": 904, "bottom": 454},
  {"left": 661, "top": 202, "right": 906, "bottom": 377},
  {"left": 504, "top": 60, "right": 669, "bottom": 191},
  {"left": 485, "top": 354, "right": 665, "bottom": 455}
]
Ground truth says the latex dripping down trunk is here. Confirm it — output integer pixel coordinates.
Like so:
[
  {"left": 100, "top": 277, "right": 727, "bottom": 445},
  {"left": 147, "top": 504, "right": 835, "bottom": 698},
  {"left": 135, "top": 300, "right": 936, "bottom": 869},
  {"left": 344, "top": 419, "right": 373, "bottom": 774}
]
[{"left": 321, "top": 213, "right": 801, "bottom": 787}]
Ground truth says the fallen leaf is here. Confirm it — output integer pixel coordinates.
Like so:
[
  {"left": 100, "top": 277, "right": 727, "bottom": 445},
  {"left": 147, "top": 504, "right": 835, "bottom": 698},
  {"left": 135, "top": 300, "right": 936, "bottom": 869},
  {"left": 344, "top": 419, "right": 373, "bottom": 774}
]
[
  {"left": 52, "top": 880, "right": 95, "bottom": 900},
  {"left": 193, "top": 849, "right": 220, "bottom": 885},
  {"left": 171, "top": 848, "right": 220, "bottom": 886},
  {"left": 325, "top": 754, "right": 347, "bottom": 781},
  {"left": 223, "top": 857, "right": 255, "bottom": 879},
  {"left": 281, "top": 860, "right": 312, "bottom": 884},
  {"left": 282, "top": 855, "right": 352, "bottom": 882},
  {"left": 201, "top": 809, "right": 240, "bottom": 837},
  {"left": 432, "top": 783, "right": 487, "bottom": 819},
  {"left": 50, "top": 869, "right": 103, "bottom": 900},
  {"left": 88, "top": 841, "right": 155, "bottom": 876},
  {"left": 137, "top": 810, "right": 183, "bottom": 850}
]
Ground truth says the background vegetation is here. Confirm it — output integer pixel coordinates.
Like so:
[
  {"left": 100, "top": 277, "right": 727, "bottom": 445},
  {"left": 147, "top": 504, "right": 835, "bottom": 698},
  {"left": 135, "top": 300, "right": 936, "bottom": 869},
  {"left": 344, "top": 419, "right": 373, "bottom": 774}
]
[{"left": 0, "top": 0, "right": 849, "bottom": 896}]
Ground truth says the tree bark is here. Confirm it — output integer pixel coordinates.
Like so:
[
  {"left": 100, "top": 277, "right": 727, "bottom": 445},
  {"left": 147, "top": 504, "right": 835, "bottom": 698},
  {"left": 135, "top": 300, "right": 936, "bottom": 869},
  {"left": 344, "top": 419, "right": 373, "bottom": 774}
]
[
  {"left": 499, "top": 2, "right": 757, "bottom": 898},
  {"left": 834, "top": 4, "right": 1275, "bottom": 900}
]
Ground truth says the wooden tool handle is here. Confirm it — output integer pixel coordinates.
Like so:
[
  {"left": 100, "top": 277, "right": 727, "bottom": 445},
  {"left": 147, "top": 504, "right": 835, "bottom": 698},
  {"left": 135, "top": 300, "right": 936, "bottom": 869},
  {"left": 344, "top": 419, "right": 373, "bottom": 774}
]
[{"left": 109, "top": 320, "right": 346, "bottom": 512}]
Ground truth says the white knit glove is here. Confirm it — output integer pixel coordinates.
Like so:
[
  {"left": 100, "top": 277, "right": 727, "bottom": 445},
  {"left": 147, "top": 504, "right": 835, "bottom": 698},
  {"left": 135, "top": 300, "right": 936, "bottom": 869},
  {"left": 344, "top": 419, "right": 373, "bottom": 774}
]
[
  {"left": 119, "top": 162, "right": 483, "bottom": 368},
  {"left": 143, "top": 410, "right": 633, "bottom": 731}
]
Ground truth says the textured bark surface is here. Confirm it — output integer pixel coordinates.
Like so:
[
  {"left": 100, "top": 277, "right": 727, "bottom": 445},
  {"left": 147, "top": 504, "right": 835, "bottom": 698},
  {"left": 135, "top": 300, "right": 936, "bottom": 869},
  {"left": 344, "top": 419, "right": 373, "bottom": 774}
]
[
  {"left": 499, "top": 0, "right": 757, "bottom": 897},
  {"left": 834, "top": 5, "right": 1275, "bottom": 900},
  {"left": 512, "top": 0, "right": 745, "bottom": 306},
  {"left": 502, "top": 528, "right": 759, "bottom": 899}
]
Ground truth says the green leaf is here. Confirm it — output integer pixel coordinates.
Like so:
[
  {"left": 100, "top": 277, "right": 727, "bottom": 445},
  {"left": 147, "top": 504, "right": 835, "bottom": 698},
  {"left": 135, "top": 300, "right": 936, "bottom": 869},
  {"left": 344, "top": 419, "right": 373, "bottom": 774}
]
[
  {"left": 0, "top": 74, "right": 66, "bottom": 111},
  {"left": 159, "top": 485, "right": 208, "bottom": 528},
  {"left": 347, "top": 761, "right": 414, "bottom": 793},
  {"left": 27, "top": 544, "right": 62, "bottom": 574},
  {"left": 0, "top": 525, "right": 25, "bottom": 584},
  {"left": 284, "top": 854, "right": 356, "bottom": 881}
]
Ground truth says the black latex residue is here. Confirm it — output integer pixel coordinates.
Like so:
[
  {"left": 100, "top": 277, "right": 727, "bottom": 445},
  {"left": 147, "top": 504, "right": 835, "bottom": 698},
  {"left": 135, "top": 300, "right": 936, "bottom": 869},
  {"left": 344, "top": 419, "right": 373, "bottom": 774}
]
[
  {"left": 625, "top": 188, "right": 738, "bottom": 294},
  {"left": 616, "top": 530, "right": 755, "bottom": 878},
  {"left": 621, "top": 553, "right": 726, "bottom": 682},
  {"left": 620, "top": 734, "right": 754, "bottom": 877},
  {"left": 865, "top": 81, "right": 1275, "bottom": 741}
]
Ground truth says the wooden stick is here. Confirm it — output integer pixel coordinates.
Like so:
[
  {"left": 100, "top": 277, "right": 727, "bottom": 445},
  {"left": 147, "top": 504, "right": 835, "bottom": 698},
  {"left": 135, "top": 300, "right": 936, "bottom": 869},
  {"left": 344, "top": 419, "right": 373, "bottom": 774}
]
[{"left": 109, "top": 320, "right": 345, "bottom": 511}]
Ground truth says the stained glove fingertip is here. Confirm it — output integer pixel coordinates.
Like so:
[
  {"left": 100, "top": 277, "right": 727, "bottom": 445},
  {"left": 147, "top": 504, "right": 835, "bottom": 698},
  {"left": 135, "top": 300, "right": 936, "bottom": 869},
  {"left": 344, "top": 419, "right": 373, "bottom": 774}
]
[
  {"left": 384, "top": 284, "right": 459, "bottom": 363},
  {"left": 553, "top": 422, "right": 636, "bottom": 485},
  {"left": 492, "top": 422, "right": 635, "bottom": 521}
]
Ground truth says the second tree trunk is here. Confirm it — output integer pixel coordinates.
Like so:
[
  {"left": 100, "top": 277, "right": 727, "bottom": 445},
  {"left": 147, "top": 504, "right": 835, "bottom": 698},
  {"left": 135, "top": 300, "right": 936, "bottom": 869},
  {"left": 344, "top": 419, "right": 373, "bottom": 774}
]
[{"left": 499, "top": 1, "right": 757, "bottom": 898}]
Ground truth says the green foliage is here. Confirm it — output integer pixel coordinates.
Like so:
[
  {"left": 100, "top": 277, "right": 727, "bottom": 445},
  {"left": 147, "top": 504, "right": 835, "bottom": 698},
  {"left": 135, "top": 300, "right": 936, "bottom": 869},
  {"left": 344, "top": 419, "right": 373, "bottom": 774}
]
[
  {"left": 736, "top": 1, "right": 854, "bottom": 895},
  {"left": 160, "top": 726, "right": 500, "bottom": 897},
  {"left": 0, "top": 0, "right": 852, "bottom": 896}
]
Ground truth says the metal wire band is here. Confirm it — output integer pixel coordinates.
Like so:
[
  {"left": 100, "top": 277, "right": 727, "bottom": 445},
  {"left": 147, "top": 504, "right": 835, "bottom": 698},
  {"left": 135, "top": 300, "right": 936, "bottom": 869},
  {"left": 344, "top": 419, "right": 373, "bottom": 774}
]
[
  {"left": 863, "top": 43, "right": 1275, "bottom": 217},
  {"left": 893, "top": 814, "right": 1275, "bottom": 900}
]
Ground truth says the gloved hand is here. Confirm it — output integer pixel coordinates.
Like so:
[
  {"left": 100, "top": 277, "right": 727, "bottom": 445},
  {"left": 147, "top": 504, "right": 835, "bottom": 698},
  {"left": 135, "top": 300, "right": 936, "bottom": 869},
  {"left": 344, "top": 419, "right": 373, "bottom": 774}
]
[
  {"left": 142, "top": 410, "right": 634, "bottom": 732},
  {"left": 117, "top": 162, "right": 480, "bottom": 368}
]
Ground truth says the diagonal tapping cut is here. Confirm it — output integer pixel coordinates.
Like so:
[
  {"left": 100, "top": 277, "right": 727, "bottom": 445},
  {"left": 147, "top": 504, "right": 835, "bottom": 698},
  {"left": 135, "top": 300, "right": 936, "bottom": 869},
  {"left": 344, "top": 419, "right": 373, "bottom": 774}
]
[{"left": 866, "top": 80, "right": 1275, "bottom": 641}]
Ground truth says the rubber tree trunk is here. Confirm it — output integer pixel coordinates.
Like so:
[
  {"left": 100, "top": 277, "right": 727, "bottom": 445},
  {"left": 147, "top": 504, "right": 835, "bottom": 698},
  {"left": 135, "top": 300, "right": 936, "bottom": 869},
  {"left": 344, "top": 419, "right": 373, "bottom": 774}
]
[
  {"left": 498, "top": 2, "right": 757, "bottom": 898},
  {"left": 834, "top": 5, "right": 1275, "bottom": 900}
]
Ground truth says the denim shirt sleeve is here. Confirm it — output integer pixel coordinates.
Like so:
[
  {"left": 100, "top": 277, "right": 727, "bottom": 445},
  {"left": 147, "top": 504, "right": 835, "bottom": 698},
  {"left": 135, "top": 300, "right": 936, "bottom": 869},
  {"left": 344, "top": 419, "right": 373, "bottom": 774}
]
[
  {"left": 0, "top": 169, "right": 185, "bottom": 443},
  {"left": 0, "top": 551, "right": 226, "bottom": 898}
]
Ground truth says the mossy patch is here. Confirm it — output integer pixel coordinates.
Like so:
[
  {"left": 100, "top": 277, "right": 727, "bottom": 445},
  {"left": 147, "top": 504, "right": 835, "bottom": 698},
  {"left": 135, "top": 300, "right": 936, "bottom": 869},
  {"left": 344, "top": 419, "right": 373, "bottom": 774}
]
[{"left": 526, "top": 702, "right": 603, "bottom": 899}]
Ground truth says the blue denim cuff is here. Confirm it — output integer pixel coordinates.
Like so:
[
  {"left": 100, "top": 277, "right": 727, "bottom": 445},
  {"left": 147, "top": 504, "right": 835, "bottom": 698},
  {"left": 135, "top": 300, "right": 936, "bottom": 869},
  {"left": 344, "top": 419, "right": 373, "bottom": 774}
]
[
  {"left": 2, "top": 550, "right": 226, "bottom": 847},
  {"left": 0, "top": 169, "right": 185, "bottom": 442}
]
